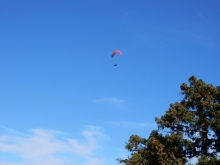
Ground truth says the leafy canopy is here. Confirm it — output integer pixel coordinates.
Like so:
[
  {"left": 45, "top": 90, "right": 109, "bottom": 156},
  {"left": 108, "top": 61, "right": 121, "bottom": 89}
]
[{"left": 117, "top": 76, "right": 220, "bottom": 165}]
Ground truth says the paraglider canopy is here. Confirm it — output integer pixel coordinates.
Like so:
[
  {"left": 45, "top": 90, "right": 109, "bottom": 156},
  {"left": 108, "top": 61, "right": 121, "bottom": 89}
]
[{"left": 111, "top": 50, "right": 122, "bottom": 58}]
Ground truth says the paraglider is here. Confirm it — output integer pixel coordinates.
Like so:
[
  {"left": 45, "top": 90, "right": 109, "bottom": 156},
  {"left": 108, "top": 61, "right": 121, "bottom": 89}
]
[
  {"left": 111, "top": 50, "right": 123, "bottom": 58},
  {"left": 111, "top": 49, "right": 122, "bottom": 66}
]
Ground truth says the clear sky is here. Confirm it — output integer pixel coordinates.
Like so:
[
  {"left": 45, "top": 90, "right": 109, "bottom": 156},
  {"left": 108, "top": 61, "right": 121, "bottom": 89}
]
[{"left": 0, "top": 1, "right": 220, "bottom": 165}]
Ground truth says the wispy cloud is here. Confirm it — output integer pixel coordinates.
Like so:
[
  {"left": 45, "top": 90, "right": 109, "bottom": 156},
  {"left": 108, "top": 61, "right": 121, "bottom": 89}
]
[
  {"left": 94, "top": 98, "right": 125, "bottom": 103},
  {"left": 133, "top": 24, "right": 216, "bottom": 49},
  {"left": 0, "top": 126, "right": 106, "bottom": 165},
  {"left": 106, "top": 121, "right": 156, "bottom": 129},
  {"left": 171, "top": 29, "right": 214, "bottom": 47},
  {"left": 0, "top": 162, "right": 24, "bottom": 165}
]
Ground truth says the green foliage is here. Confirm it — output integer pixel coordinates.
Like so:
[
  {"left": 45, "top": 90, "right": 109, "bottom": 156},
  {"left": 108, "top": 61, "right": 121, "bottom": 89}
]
[
  {"left": 117, "top": 131, "right": 187, "bottom": 165},
  {"left": 117, "top": 76, "right": 220, "bottom": 165},
  {"left": 197, "top": 156, "right": 220, "bottom": 165}
]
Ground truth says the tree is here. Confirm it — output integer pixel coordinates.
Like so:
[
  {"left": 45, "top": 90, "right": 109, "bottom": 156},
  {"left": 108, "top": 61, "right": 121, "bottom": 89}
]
[
  {"left": 117, "top": 131, "right": 187, "bottom": 165},
  {"left": 117, "top": 76, "right": 220, "bottom": 165}
]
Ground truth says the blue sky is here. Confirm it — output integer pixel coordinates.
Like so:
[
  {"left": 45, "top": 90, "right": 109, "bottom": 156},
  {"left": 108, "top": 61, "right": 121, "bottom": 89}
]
[{"left": 0, "top": 0, "right": 220, "bottom": 164}]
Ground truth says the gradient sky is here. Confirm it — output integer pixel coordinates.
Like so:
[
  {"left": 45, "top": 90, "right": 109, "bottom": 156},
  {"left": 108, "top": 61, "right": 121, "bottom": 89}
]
[{"left": 0, "top": 1, "right": 220, "bottom": 165}]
